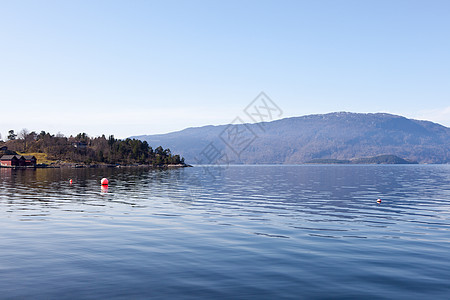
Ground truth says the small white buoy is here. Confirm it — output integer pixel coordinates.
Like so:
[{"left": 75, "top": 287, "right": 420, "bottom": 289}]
[
  {"left": 101, "top": 178, "right": 109, "bottom": 185},
  {"left": 377, "top": 198, "right": 381, "bottom": 203}
]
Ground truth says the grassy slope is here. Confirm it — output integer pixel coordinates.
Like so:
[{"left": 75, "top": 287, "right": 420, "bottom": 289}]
[{"left": 16, "top": 152, "right": 59, "bottom": 165}]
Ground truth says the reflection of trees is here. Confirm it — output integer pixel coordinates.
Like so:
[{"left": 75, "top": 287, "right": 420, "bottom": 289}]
[{"left": 0, "top": 167, "right": 197, "bottom": 216}]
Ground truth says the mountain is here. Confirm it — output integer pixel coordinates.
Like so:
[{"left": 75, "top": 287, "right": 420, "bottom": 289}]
[{"left": 131, "top": 112, "right": 450, "bottom": 164}]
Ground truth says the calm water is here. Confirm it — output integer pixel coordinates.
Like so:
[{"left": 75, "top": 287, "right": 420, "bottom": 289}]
[{"left": 0, "top": 165, "right": 449, "bottom": 299}]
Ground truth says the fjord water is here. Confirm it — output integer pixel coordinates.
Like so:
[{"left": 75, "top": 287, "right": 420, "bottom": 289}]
[{"left": 1, "top": 165, "right": 449, "bottom": 299}]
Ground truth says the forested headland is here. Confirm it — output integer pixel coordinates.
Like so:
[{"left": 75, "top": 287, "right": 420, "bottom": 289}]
[{"left": 0, "top": 129, "right": 185, "bottom": 166}]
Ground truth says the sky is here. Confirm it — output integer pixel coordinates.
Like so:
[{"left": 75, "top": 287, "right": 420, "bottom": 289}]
[{"left": 1, "top": 0, "right": 449, "bottom": 139}]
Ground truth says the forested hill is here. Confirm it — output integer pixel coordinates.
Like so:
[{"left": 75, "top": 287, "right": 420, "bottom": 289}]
[
  {"left": 132, "top": 112, "right": 450, "bottom": 164},
  {"left": 1, "top": 132, "right": 185, "bottom": 166}
]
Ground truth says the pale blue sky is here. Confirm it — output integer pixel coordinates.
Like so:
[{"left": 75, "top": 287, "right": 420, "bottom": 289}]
[{"left": 1, "top": 0, "right": 449, "bottom": 138}]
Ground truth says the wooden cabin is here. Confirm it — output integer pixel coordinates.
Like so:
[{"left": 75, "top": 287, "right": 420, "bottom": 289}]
[
  {"left": 0, "top": 155, "right": 18, "bottom": 166},
  {"left": 0, "top": 155, "right": 35, "bottom": 167},
  {"left": 24, "top": 155, "right": 37, "bottom": 167},
  {"left": 18, "top": 156, "right": 26, "bottom": 166},
  {"left": 72, "top": 142, "right": 87, "bottom": 149}
]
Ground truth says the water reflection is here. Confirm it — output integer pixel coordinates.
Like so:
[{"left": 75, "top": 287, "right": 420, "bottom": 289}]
[
  {"left": 1, "top": 165, "right": 450, "bottom": 224},
  {"left": 101, "top": 185, "right": 108, "bottom": 193},
  {"left": 0, "top": 165, "right": 450, "bottom": 298}
]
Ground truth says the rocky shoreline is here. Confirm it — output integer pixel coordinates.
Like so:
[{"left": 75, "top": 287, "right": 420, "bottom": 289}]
[{"left": 1, "top": 163, "right": 192, "bottom": 169}]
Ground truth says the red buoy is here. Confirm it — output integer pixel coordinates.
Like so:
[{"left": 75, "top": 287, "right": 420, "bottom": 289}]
[
  {"left": 101, "top": 178, "right": 109, "bottom": 185},
  {"left": 69, "top": 179, "right": 73, "bottom": 184}
]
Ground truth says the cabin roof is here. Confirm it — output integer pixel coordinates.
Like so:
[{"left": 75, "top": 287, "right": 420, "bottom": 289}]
[
  {"left": 0, "top": 155, "right": 27, "bottom": 161},
  {"left": 0, "top": 155, "right": 18, "bottom": 160},
  {"left": 23, "top": 155, "right": 36, "bottom": 160}
]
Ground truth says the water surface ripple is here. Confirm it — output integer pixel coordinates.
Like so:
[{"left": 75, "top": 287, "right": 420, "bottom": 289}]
[{"left": 0, "top": 165, "right": 449, "bottom": 299}]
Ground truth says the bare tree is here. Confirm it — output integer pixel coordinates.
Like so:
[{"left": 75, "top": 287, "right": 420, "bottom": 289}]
[
  {"left": 19, "top": 128, "right": 30, "bottom": 140},
  {"left": 18, "top": 129, "right": 30, "bottom": 151}
]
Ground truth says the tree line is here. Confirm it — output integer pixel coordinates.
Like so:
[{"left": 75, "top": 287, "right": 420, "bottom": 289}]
[{"left": 0, "top": 129, "right": 185, "bottom": 165}]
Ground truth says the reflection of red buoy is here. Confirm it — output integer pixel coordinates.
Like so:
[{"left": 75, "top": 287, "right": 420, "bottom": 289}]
[
  {"left": 69, "top": 179, "right": 73, "bottom": 184},
  {"left": 377, "top": 199, "right": 381, "bottom": 203},
  {"left": 101, "top": 178, "right": 109, "bottom": 185}
]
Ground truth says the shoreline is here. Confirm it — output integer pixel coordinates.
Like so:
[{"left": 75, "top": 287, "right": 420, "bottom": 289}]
[{"left": 0, "top": 163, "right": 192, "bottom": 169}]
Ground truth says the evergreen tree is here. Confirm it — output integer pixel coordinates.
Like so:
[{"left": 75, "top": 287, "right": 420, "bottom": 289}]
[{"left": 8, "top": 130, "right": 17, "bottom": 140}]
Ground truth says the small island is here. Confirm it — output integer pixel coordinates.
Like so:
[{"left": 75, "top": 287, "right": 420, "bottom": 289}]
[
  {"left": 0, "top": 130, "right": 189, "bottom": 168},
  {"left": 306, "top": 155, "right": 418, "bottom": 164}
]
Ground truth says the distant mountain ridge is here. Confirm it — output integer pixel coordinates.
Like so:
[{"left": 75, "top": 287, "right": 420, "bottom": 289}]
[
  {"left": 131, "top": 112, "right": 450, "bottom": 164},
  {"left": 306, "top": 154, "right": 418, "bottom": 164}
]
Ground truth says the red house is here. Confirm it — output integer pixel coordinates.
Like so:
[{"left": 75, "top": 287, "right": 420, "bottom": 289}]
[
  {"left": 0, "top": 155, "right": 19, "bottom": 166},
  {"left": 0, "top": 155, "right": 31, "bottom": 167}
]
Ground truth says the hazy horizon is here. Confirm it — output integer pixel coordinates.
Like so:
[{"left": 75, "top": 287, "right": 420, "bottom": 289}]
[
  {"left": 2, "top": 110, "right": 449, "bottom": 140},
  {"left": 1, "top": 1, "right": 449, "bottom": 138}
]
